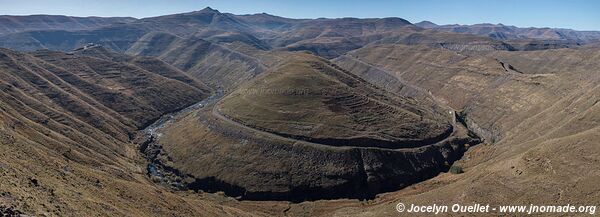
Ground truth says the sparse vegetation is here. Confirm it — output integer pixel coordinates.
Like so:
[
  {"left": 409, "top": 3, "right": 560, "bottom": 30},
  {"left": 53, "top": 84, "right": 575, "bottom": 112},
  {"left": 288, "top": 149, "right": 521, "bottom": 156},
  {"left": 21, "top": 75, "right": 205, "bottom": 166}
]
[
  {"left": 0, "top": 5, "right": 598, "bottom": 217},
  {"left": 449, "top": 165, "right": 464, "bottom": 174},
  {"left": 218, "top": 53, "right": 452, "bottom": 148}
]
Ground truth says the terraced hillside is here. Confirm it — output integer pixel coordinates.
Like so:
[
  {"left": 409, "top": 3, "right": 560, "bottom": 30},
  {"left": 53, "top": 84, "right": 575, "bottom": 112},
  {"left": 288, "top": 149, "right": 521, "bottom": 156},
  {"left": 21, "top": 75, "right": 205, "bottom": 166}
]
[
  {"left": 217, "top": 53, "right": 452, "bottom": 148},
  {"left": 146, "top": 52, "right": 479, "bottom": 201},
  {"left": 0, "top": 7, "right": 599, "bottom": 217},
  {"left": 317, "top": 45, "right": 600, "bottom": 216}
]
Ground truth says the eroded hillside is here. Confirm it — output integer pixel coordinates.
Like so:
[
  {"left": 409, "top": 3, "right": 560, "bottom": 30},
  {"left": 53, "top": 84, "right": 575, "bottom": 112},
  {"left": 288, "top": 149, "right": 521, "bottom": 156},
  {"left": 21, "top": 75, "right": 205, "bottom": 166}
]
[
  {"left": 0, "top": 48, "right": 232, "bottom": 216},
  {"left": 0, "top": 7, "right": 599, "bottom": 217},
  {"left": 145, "top": 52, "right": 478, "bottom": 202}
]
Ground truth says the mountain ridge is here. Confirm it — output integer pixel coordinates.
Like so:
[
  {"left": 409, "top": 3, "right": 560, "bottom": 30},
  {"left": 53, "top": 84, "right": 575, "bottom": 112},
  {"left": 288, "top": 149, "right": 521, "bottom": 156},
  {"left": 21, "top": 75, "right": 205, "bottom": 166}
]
[
  {"left": 415, "top": 20, "right": 600, "bottom": 42},
  {"left": 0, "top": 6, "right": 599, "bottom": 216},
  {"left": 0, "top": 15, "right": 136, "bottom": 35}
]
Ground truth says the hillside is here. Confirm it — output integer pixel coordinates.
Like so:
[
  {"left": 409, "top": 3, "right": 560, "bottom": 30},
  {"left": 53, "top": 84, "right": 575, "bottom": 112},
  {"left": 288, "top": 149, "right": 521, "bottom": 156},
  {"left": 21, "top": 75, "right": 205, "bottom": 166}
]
[
  {"left": 0, "top": 6, "right": 599, "bottom": 217},
  {"left": 217, "top": 53, "right": 451, "bottom": 147},
  {"left": 126, "top": 32, "right": 269, "bottom": 89},
  {"left": 325, "top": 44, "right": 600, "bottom": 215},
  {"left": 144, "top": 52, "right": 479, "bottom": 202},
  {"left": 0, "top": 47, "right": 225, "bottom": 216},
  {"left": 0, "top": 8, "right": 540, "bottom": 59}
]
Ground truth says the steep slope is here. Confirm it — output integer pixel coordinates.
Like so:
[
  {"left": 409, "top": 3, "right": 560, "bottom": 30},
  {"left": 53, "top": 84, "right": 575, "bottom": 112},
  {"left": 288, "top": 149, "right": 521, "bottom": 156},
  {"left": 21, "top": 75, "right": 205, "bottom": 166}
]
[
  {"left": 328, "top": 45, "right": 600, "bottom": 215},
  {"left": 1, "top": 8, "right": 599, "bottom": 216},
  {"left": 117, "top": 34, "right": 600, "bottom": 217},
  {"left": 126, "top": 32, "right": 269, "bottom": 89},
  {"left": 31, "top": 47, "right": 211, "bottom": 128},
  {"left": 0, "top": 48, "right": 247, "bottom": 216},
  {"left": 334, "top": 44, "right": 554, "bottom": 142},
  {"left": 148, "top": 52, "right": 479, "bottom": 201}
]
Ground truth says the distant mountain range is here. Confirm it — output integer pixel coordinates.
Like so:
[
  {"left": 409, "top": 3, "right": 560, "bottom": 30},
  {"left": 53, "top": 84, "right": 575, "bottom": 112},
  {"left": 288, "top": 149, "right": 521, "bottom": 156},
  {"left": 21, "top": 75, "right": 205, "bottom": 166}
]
[
  {"left": 2, "top": 7, "right": 599, "bottom": 57},
  {"left": 0, "top": 15, "right": 135, "bottom": 35},
  {"left": 415, "top": 21, "right": 600, "bottom": 42},
  {"left": 1, "top": 6, "right": 600, "bottom": 216}
]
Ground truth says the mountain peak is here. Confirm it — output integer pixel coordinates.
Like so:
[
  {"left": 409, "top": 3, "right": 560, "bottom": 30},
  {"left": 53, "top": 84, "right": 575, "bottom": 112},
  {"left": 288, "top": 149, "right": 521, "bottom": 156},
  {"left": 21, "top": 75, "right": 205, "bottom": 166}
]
[
  {"left": 378, "top": 17, "right": 412, "bottom": 25},
  {"left": 199, "top": 6, "right": 219, "bottom": 13},
  {"left": 415, "top": 21, "right": 438, "bottom": 28}
]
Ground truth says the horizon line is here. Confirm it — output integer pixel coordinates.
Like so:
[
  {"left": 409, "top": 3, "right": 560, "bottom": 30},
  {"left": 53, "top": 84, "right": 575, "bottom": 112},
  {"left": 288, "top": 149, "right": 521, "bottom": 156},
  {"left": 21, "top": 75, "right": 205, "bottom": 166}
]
[{"left": 1, "top": 7, "right": 598, "bottom": 32}]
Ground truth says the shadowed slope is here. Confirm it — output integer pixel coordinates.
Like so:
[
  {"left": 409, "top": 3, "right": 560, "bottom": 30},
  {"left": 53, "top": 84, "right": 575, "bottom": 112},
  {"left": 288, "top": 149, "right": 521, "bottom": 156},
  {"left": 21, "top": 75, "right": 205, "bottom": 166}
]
[
  {"left": 0, "top": 48, "right": 246, "bottom": 216},
  {"left": 326, "top": 45, "right": 600, "bottom": 216},
  {"left": 333, "top": 44, "right": 552, "bottom": 142}
]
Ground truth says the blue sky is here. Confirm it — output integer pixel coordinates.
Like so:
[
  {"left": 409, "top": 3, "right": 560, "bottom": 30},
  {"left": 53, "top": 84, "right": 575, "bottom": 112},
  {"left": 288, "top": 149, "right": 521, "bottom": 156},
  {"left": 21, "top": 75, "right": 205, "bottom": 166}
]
[{"left": 1, "top": 0, "right": 599, "bottom": 30}]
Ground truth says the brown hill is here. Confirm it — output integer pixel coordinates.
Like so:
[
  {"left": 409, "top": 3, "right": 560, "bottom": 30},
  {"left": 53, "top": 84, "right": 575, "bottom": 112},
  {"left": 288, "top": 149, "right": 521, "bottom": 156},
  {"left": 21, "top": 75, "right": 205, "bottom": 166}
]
[
  {"left": 334, "top": 43, "right": 552, "bottom": 142},
  {"left": 0, "top": 9, "right": 513, "bottom": 59},
  {"left": 1, "top": 7, "right": 599, "bottom": 217},
  {"left": 135, "top": 7, "right": 253, "bottom": 37},
  {"left": 0, "top": 47, "right": 240, "bottom": 216},
  {"left": 0, "top": 8, "right": 266, "bottom": 52},
  {"left": 326, "top": 44, "right": 600, "bottom": 215},
  {"left": 126, "top": 32, "right": 269, "bottom": 89},
  {"left": 148, "top": 52, "right": 479, "bottom": 201},
  {"left": 217, "top": 53, "right": 451, "bottom": 147}
]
